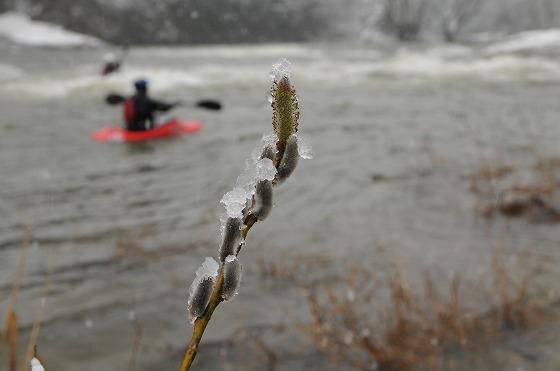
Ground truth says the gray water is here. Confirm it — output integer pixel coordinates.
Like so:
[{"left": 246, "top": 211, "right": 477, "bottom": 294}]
[{"left": 1, "top": 43, "right": 560, "bottom": 370}]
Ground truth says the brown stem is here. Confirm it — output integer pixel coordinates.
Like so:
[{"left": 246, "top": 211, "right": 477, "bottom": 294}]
[
  {"left": 179, "top": 219, "right": 258, "bottom": 371},
  {"left": 125, "top": 323, "right": 143, "bottom": 371}
]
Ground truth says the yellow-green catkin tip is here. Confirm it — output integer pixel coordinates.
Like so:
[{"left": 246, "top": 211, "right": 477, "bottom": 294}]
[{"left": 271, "top": 76, "right": 299, "bottom": 147}]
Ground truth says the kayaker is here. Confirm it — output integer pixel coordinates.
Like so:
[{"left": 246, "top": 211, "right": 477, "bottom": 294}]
[
  {"left": 101, "top": 47, "right": 129, "bottom": 76},
  {"left": 124, "top": 79, "right": 176, "bottom": 131},
  {"left": 101, "top": 52, "right": 121, "bottom": 76}
]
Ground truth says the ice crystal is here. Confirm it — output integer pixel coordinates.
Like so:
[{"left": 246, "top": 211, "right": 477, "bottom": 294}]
[
  {"left": 270, "top": 57, "right": 292, "bottom": 82},
  {"left": 297, "top": 136, "right": 313, "bottom": 159},
  {"left": 220, "top": 135, "right": 278, "bottom": 218},
  {"left": 31, "top": 358, "right": 45, "bottom": 371}
]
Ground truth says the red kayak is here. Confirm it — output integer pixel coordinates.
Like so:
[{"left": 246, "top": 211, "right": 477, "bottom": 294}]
[{"left": 91, "top": 119, "right": 203, "bottom": 143}]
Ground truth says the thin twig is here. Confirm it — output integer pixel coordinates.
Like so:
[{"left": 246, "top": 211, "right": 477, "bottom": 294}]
[
  {"left": 21, "top": 252, "right": 53, "bottom": 371},
  {"left": 3, "top": 228, "right": 32, "bottom": 371},
  {"left": 8, "top": 227, "right": 33, "bottom": 312},
  {"left": 125, "top": 323, "right": 144, "bottom": 371},
  {"left": 179, "top": 220, "right": 258, "bottom": 371},
  {"left": 179, "top": 62, "right": 300, "bottom": 370},
  {"left": 7, "top": 310, "right": 18, "bottom": 371}
]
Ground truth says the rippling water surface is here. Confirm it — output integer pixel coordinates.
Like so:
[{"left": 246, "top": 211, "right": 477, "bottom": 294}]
[{"left": 1, "top": 42, "right": 559, "bottom": 370}]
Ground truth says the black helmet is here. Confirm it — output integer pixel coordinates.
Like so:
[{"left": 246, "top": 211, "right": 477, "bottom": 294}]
[{"left": 134, "top": 79, "right": 148, "bottom": 91}]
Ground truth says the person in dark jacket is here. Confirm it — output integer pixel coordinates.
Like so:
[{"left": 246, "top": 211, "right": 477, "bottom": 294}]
[
  {"left": 101, "top": 47, "right": 128, "bottom": 76},
  {"left": 124, "top": 79, "right": 176, "bottom": 131},
  {"left": 101, "top": 54, "right": 121, "bottom": 76}
]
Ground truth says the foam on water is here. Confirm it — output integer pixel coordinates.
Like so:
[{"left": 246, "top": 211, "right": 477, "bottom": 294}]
[
  {"left": 3, "top": 44, "right": 560, "bottom": 100},
  {"left": 486, "top": 29, "right": 560, "bottom": 54},
  {"left": 0, "top": 66, "right": 204, "bottom": 98},
  {"left": 0, "top": 63, "right": 23, "bottom": 82},
  {"left": 144, "top": 43, "right": 322, "bottom": 59},
  {"left": 297, "top": 47, "right": 560, "bottom": 83}
]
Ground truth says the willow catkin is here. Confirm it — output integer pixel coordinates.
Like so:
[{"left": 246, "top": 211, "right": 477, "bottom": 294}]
[
  {"left": 187, "top": 276, "right": 215, "bottom": 322},
  {"left": 219, "top": 217, "right": 243, "bottom": 262},
  {"left": 222, "top": 256, "right": 242, "bottom": 300},
  {"left": 276, "top": 135, "right": 299, "bottom": 183},
  {"left": 253, "top": 180, "right": 273, "bottom": 221},
  {"left": 272, "top": 75, "right": 299, "bottom": 145},
  {"left": 261, "top": 145, "right": 276, "bottom": 162}
]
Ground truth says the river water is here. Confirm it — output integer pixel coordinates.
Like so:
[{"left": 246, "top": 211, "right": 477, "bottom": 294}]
[{"left": 1, "top": 42, "right": 560, "bottom": 370}]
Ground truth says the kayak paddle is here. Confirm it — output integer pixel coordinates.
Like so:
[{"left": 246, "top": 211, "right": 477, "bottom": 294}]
[
  {"left": 105, "top": 93, "right": 126, "bottom": 105},
  {"left": 104, "top": 93, "right": 222, "bottom": 111}
]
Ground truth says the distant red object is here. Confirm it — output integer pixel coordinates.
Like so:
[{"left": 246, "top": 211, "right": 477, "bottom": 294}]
[
  {"left": 91, "top": 119, "right": 203, "bottom": 143},
  {"left": 101, "top": 61, "right": 121, "bottom": 76}
]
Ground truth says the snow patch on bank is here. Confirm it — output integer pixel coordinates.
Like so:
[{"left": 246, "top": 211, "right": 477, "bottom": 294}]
[
  {"left": 0, "top": 12, "right": 101, "bottom": 47},
  {"left": 485, "top": 29, "right": 560, "bottom": 54}
]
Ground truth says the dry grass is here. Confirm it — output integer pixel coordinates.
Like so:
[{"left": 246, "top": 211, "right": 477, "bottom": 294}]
[
  {"left": 125, "top": 322, "right": 144, "bottom": 371},
  {"left": 112, "top": 228, "right": 202, "bottom": 261},
  {"left": 1, "top": 228, "right": 50, "bottom": 371},
  {"left": 258, "top": 253, "right": 546, "bottom": 371},
  {"left": 219, "top": 325, "right": 285, "bottom": 371},
  {"left": 470, "top": 158, "right": 560, "bottom": 222},
  {"left": 1, "top": 228, "right": 31, "bottom": 371}
]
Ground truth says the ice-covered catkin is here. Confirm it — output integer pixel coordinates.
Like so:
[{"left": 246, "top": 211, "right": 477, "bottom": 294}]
[
  {"left": 188, "top": 276, "right": 215, "bottom": 320},
  {"left": 253, "top": 180, "right": 273, "bottom": 220},
  {"left": 187, "top": 257, "right": 218, "bottom": 324},
  {"left": 219, "top": 217, "right": 242, "bottom": 262},
  {"left": 261, "top": 145, "right": 276, "bottom": 162},
  {"left": 31, "top": 357, "right": 45, "bottom": 371},
  {"left": 222, "top": 256, "right": 242, "bottom": 300},
  {"left": 275, "top": 135, "right": 299, "bottom": 183}
]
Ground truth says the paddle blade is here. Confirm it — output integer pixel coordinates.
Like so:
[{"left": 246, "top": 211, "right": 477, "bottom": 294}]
[
  {"left": 196, "top": 100, "right": 222, "bottom": 111},
  {"left": 105, "top": 93, "right": 125, "bottom": 105}
]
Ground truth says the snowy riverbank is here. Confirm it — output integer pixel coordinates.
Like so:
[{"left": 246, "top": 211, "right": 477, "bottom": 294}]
[{"left": 0, "top": 12, "right": 101, "bottom": 47}]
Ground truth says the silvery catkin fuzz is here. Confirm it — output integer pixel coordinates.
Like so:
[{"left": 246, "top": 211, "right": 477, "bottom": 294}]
[
  {"left": 275, "top": 134, "right": 299, "bottom": 183},
  {"left": 219, "top": 217, "right": 242, "bottom": 262},
  {"left": 188, "top": 276, "right": 215, "bottom": 320},
  {"left": 222, "top": 255, "right": 242, "bottom": 300},
  {"left": 253, "top": 180, "right": 273, "bottom": 220},
  {"left": 261, "top": 145, "right": 276, "bottom": 162}
]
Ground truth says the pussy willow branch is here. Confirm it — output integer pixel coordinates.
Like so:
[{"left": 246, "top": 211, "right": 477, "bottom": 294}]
[{"left": 179, "top": 215, "right": 257, "bottom": 371}]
